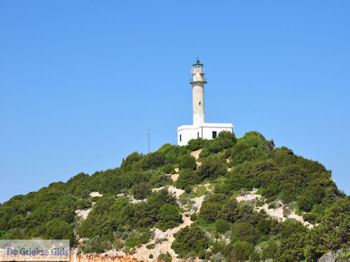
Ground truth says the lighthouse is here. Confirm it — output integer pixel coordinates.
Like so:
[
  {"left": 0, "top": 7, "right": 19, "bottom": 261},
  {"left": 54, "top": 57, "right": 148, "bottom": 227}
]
[
  {"left": 177, "top": 59, "right": 233, "bottom": 146},
  {"left": 191, "top": 59, "right": 206, "bottom": 125}
]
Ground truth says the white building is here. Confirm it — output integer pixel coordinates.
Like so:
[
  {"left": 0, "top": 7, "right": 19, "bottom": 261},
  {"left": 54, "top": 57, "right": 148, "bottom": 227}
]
[{"left": 177, "top": 60, "right": 233, "bottom": 146}]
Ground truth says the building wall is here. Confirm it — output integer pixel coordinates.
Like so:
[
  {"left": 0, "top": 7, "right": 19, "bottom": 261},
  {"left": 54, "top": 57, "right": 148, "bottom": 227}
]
[
  {"left": 177, "top": 124, "right": 233, "bottom": 146},
  {"left": 177, "top": 125, "right": 200, "bottom": 146},
  {"left": 201, "top": 126, "right": 233, "bottom": 140}
]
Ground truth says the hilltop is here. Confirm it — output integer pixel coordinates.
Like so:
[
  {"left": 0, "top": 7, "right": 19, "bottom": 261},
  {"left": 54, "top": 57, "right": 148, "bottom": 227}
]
[{"left": 0, "top": 131, "right": 349, "bottom": 261}]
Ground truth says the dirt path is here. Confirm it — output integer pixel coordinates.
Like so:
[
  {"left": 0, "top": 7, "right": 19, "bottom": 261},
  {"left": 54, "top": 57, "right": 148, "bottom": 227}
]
[
  {"left": 236, "top": 189, "right": 313, "bottom": 228},
  {"left": 132, "top": 184, "right": 207, "bottom": 261},
  {"left": 191, "top": 149, "right": 202, "bottom": 160}
]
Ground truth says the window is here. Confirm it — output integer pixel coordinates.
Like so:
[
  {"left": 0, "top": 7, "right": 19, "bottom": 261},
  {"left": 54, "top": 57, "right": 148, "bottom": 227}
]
[
  {"left": 197, "top": 132, "right": 199, "bottom": 138},
  {"left": 180, "top": 134, "right": 182, "bottom": 142},
  {"left": 199, "top": 101, "right": 201, "bottom": 105},
  {"left": 212, "top": 131, "right": 217, "bottom": 138}
]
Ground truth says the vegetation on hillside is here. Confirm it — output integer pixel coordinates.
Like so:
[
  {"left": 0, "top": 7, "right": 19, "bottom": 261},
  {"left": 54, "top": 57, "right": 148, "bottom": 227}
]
[{"left": 0, "top": 131, "right": 349, "bottom": 261}]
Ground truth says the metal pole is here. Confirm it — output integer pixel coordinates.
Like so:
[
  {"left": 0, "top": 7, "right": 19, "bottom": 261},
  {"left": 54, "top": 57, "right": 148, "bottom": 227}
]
[{"left": 147, "top": 128, "right": 150, "bottom": 153}]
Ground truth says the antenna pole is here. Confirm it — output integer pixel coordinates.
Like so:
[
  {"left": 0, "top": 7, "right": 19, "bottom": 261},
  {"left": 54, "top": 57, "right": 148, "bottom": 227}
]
[{"left": 147, "top": 128, "right": 150, "bottom": 153}]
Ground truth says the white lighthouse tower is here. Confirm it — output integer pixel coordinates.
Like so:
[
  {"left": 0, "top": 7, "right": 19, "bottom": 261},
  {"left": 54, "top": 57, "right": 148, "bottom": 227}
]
[
  {"left": 177, "top": 59, "right": 233, "bottom": 146},
  {"left": 191, "top": 60, "right": 206, "bottom": 125}
]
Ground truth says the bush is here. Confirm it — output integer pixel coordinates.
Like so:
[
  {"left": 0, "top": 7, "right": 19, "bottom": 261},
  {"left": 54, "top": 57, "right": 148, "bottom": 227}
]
[
  {"left": 146, "top": 243, "right": 155, "bottom": 249},
  {"left": 218, "top": 198, "right": 238, "bottom": 223},
  {"left": 185, "top": 185, "right": 192, "bottom": 194},
  {"left": 157, "top": 143, "right": 189, "bottom": 164},
  {"left": 303, "top": 213, "right": 317, "bottom": 223},
  {"left": 76, "top": 199, "right": 92, "bottom": 209},
  {"left": 156, "top": 204, "right": 182, "bottom": 231},
  {"left": 231, "top": 222, "right": 260, "bottom": 244},
  {"left": 141, "top": 151, "right": 165, "bottom": 169},
  {"left": 175, "top": 169, "right": 199, "bottom": 189},
  {"left": 126, "top": 227, "right": 151, "bottom": 247},
  {"left": 261, "top": 240, "right": 278, "bottom": 260},
  {"left": 190, "top": 213, "right": 198, "bottom": 221},
  {"left": 230, "top": 132, "right": 274, "bottom": 165},
  {"left": 187, "top": 138, "right": 207, "bottom": 151},
  {"left": 172, "top": 225, "right": 209, "bottom": 258},
  {"left": 121, "top": 152, "right": 143, "bottom": 170},
  {"left": 43, "top": 218, "right": 76, "bottom": 245},
  {"left": 198, "top": 131, "right": 237, "bottom": 158},
  {"left": 178, "top": 154, "right": 197, "bottom": 170},
  {"left": 158, "top": 252, "right": 172, "bottom": 262},
  {"left": 131, "top": 182, "right": 152, "bottom": 200},
  {"left": 298, "top": 185, "right": 324, "bottom": 212},
  {"left": 250, "top": 251, "right": 261, "bottom": 262},
  {"left": 197, "top": 155, "right": 227, "bottom": 181},
  {"left": 215, "top": 219, "right": 230, "bottom": 233},
  {"left": 163, "top": 164, "right": 175, "bottom": 174},
  {"left": 227, "top": 241, "right": 255, "bottom": 261},
  {"left": 199, "top": 194, "right": 228, "bottom": 222}
]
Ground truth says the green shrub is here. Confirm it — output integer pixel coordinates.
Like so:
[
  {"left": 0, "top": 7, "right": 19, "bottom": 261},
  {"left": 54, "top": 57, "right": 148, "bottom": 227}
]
[
  {"left": 250, "top": 251, "right": 261, "bottom": 262},
  {"left": 146, "top": 243, "right": 155, "bottom": 249},
  {"left": 43, "top": 218, "right": 76, "bottom": 246},
  {"left": 231, "top": 222, "right": 260, "bottom": 244},
  {"left": 268, "top": 203, "right": 276, "bottom": 209},
  {"left": 199, "top": 194, "right": 228, "bottom": 222},
  {"left": 227, "top": 241, "right": 255, "bottom": 261},
  {"left": 156, "top": 204, "right": 182, "bottom": 231},
  {"left": 163, "top": 164, "right": 175, "bottom": 174},
  {"left": 131, "top": 182, "right": 152, "bottom": 200},
  {"left": 256, "top": 218, "right": 273, "bottom": 234},
  {"left": 298, "top": 185, "right": 324, "bottom": 212},
  {"left": 178, "top": 154, "right": 197, "bottom": 170},
  {"left": 172, "top": 225, "right": 209, "bottom": 258},
  {"left": 185, "top": 185, "right": 192, "bottom": 194},
  {"left": 141, "top": 151, "right": 165, "bottom": 169},
  {"left": 215, "top": 219, "right": 230, "bottom": 233},
  {"left": 198, "top": 131, "right": 237, "bottom": 158},
  {"left": 125, "top": 228, "right": 151, "bottom": 247},
  {"left": 158, "top": 252, "right": 172, "bottom": 262},
  {"left": 190, "top": 213, "right": 198, "bottom": 221},
  {"left": 261, "top": 240, "right": 278, "bottom": 260},
  {"left": 218, "top": 198, "right": 238, "bottom": 223},
  {"left": 197, "top": 155, "right": 227, "bottom": 181},
  {"left": 187, "top": 138, "right": 207, "bottom": 151},
  {"left": 157, "top": 143, "right": 189, "bottom": 164},
  {"left": 121, "top": 152, "right": 143, "bottom": 170},
  {"left": 175, "top": 169, "right": 199, "bottom": 189},
  {"left": 230, "top": 132, "right": 274, "bottom": 165},
  {"left": 303, "top": 213, "right": 317, "bottom": 223}
]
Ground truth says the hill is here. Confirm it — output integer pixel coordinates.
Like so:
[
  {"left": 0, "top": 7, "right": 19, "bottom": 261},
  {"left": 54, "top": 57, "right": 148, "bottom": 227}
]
[{"left": 0, "top": 131, "right": 349, "bottom": 261}]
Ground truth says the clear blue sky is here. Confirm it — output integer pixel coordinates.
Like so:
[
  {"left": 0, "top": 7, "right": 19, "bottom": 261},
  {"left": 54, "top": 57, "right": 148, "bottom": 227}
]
[{"left": 0, "top": 1, "right": 349, "bottom": 203}]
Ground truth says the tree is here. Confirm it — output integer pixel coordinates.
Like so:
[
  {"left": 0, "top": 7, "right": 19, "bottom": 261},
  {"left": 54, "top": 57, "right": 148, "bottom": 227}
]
[
  {"left": 178, "top": 154, "right": 197, "bottom": 170},
  {"left": 172, "top": 225, "right": 209, "bottom": 258},
  {"left": 141, "top": 151, "right": 165, "bottom": 169},
  {"left": 131, "top": 182, "right": 152, "bottom": 199},
  {"left": 157, "top": 204, "right": 182, "bottom": 231},
  {"left": 218, "top": 198, "right": 238, "bottom": 223},
  {"left": 197, "top": 155, "right": 226, "bottom": 181},
  {"left": 200, "top": 194, "right": 228, "bottom": 222},
  {"left": 43, "top": 218, "right": 76, "bottom": 245},
  {"left": 227, "top": 241, "right": 254, "bottom": 261},
  {"left": 308, "top": 196, "right": 350, "bottom": 254},
  {"left": 261, "top": 240, "right": 278, "bottom": 260},
  {"left": 175, "top": 169, "right": 199, "bottom": 189},
  {"left": 231, "top": 222, "right": 260, "bottom": 244},
  {"left": 215, "top": 219, "right": 230, "bottom": 233},
  {"left": 187, "top": 138, "right": 207, "bottom": 151},
  {"left": 121, "top": 152, "right": 143, "bottom": 170}
]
